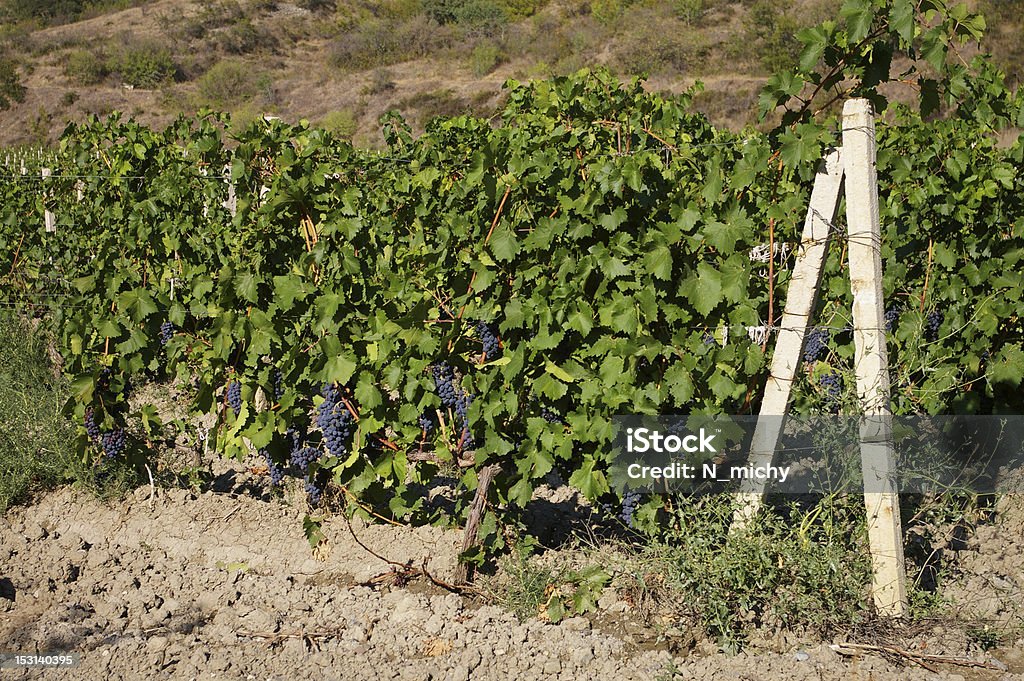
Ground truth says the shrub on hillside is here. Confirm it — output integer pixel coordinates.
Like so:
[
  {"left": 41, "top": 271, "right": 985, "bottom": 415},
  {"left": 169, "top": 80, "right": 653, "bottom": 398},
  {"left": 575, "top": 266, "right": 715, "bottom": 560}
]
[
  {"left": 423, "top": 0, "right": 463, "bottom": 24},
  {"left": 740, "top": 1, "right": 803, "bottom": 73},
  {"left": 329, "top": 15, "right": 449, "bottom": 70},
  {"left": 320, "top": 109, "right": 358, "bottom": 138},
  {"left": 612, "top": 11, "right": 699, "bottom": 76},
  {"left": 470, "top": 41, "right": 502, "bottom": 76},
  {"left": 196, "top": 59, "right": 264, "bottom": 107},
  {"left": 108, "top": 41, "right": 177, "bottom": 88},
  {"left": 453, "top": 0, "right": 508, "bottom": 37},
  {"left": 215, "top": 18, "right": 278, "bottom": 55},
  {"left": 0, "top": 58, "right": 26, "bottom": 110},
  {"left": 498, "top": 0, "right": 545, "bottom": 19},
  {"left": 64, "top": 49, "right": 108, "bottom": 85},
  {"left": 6, "top": 0, "right": 85, "bottom": 23}
]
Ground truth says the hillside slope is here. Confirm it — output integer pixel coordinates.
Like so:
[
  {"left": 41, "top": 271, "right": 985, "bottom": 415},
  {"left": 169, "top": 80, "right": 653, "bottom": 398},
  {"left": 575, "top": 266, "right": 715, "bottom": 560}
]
[{"left": 0, "top": 0, "right": 1021, "bottom": 148}]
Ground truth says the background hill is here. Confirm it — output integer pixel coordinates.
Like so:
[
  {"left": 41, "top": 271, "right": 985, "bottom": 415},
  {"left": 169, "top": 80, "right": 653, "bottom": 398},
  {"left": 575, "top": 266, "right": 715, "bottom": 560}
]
[{"left": 1, "top": 0, "right": 1020, "bottom": 148}]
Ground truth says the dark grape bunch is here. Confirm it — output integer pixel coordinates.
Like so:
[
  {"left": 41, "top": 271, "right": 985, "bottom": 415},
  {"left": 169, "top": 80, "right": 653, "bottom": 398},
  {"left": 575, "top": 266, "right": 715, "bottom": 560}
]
[
  {"left": 418, "top": 413, "right": 435, "bottom": 434},
  {"left": 540, "top": 405, "right": 562, "bottom": 424},
  {"left": 159, "top": 320, "right": 175, "bottom": 345},
  {"left": 818, "top": 371, "right": 843, "bottom": 401},
  {"left": 884, "top": 307, "right": 901, "bottom": 333},
  {"left": 290, "top": 429, "right": 321, "bottom": 474},
  {"left": 702, "top": 331, "right": 716, "bottom": 346},
  {"left": 97, "top": 367, "right": 112, "bottom": 392},
  {"left": 263, "top": 449, "right": 285, "bottom": 486},
  {"left": 226, "top": 380, "right": 242, "bottom": 416},
  {"left": 475, "top": 321, "right": 501, "bottom": 361},
  {"left": 803, "top": 327, "right": 830, "bottom": 362},
  {"left": 619, "top": 490, "right": 641, "bottom": 528},
  {"left": 431, "top": 363, "right": 460, "bottom": 408},
  {"left": 305, "top": 472, "right": 327, "bottom": 506},
  {"left": 455, "top": 393, "right": 474, "bottom": 450},
  {"left": 925, "top": 310, "right": 943, "bottom": 341},
  {"left": 430, "top": 363, "right": 474, "bottom": 450},
  {"left": 84, "top": 407, "right": 102, "bottom": 441},
  {"left": 100, "top": 428, "right": 127, "bottom": 459},
  {"left": 317, "top": 383, "right": 355, "bottom": 457}
]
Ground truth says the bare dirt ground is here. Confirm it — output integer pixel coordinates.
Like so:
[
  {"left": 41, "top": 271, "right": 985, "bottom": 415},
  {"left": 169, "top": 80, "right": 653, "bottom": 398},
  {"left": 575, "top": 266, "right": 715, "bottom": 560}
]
[{"left": 2, "top": 455, "right": 1022, "bottom": 681}]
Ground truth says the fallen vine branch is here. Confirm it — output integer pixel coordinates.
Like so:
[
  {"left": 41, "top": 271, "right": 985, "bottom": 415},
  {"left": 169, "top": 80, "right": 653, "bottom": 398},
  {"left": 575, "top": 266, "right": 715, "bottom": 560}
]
[{"left": 830, "top": 642, "right": 1006, "bottom": 672}]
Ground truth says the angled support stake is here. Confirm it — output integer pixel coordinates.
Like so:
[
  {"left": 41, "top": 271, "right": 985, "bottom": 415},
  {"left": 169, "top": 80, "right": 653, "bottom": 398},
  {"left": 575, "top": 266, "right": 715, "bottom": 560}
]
[{"left": 731, "top": 149, "right": 844, "bottom": 530}]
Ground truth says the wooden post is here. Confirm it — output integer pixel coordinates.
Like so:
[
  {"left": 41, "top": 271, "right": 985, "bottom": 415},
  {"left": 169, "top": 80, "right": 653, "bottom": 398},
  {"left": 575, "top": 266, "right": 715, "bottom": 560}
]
[
  {"left": 731, "top": 149, "right": 845, "bottom": 530},
  {"left": 453, "top": 463, "right": 500, "bottom": 585},
  {"left": 41, "top": 168, "right": 55, "bottom": 233},
  {"left": 842, "top": 98, "right": 908, "bottom": 617}
]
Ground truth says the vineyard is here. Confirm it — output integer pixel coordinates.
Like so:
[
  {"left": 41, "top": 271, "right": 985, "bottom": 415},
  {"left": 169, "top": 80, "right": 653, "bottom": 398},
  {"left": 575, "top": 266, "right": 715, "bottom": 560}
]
[{"left": 2, "top": 0, "right": 1024, "bottom": 677}]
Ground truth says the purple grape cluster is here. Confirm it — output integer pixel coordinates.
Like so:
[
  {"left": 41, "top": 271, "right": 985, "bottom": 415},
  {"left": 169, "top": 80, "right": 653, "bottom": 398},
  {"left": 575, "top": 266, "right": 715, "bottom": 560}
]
[
  {"left": 619, "top": 490, "right": 641, "bottom": 528},
  {"left": 818, "top": 371, "right": 843, "bottom": 400},
  {"left": 97, "top": 367, "right": 112, "bottom": 392},
  {"left": 803, "top": 327, "right": 830, "bottom": 362},
  {"left": 925, "top": 311, "right": 943, "bottom": 341},
  {"left": 226, "top": 380, "right": 242, "bottom": 415},
  {"left": 884, "top": 307, "right": 901, "bottom": 333},
  {"left": 455, "top": 394, "right": 473, "bottom": 450},
  {"left": 305, "top": 475, "right": 324, "bottom": 506},
  {"left": 100, "top": 429, "right": 127, "bottom": 459},
  {"left": 263, "top": 449, "right": 285, "bottom": 486},
  {"left": 540, "top": 405, "right": 562, "bottom": 424},
  {"left": 290, "top": 435, "right": 321, "bottom": 474},
  {"left": 159, "top": 321, "right": 175, "bottom": 345},
  {"left": 431, "top": 363, "right": 460, "bottom": 408},
  {"left": 430, "top": 364, "right": 473, "bottom": 450},
  {"left": 475, "top": 321, "right": 500, "bottom": 360},
  {"left": 84, "top": 407, "right": 102, "bottom": 441},
  {"left": 702, "top": 331, "right": 716, "bottom": 346},
  {"left": 418, "top": 413, "right": 435, "bottom": 433},
  {"left": 317, "top": 383, "right": 355, "bottom": 457}
]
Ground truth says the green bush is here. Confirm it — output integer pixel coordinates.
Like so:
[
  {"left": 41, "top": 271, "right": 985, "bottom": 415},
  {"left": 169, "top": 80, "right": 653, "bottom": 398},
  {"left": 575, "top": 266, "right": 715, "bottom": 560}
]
[
  {"left": 613, "top": 15, "right": 697, "bottom": 76},
  {"left": 497, "top": 0, "right": 544, "bottom": 19},
  {"left": 453, "top": 0, "right": 508, "bottom": 36},
  {"left": 423, "top": 0, "right": 463, "bottom": 23},
  {"left": 6, "top": 0, "right": 85, "bottom": 23},
  {"left": 320, "top": 109, "right": 359, "bottom": 138},
  {"left": 589, "top": 0, "right": 632, "bottom": 24},
  {"left": 196, "top": 59, "right": 264, "bottom": 107},
  {"left": 215, "top": 18, "right": 278, "bottom": 55},
  {"left": 649, "top": 496, "right": 873, "bottom": 650},
  {"left": 672, "top": 0, "right": 703, "bottom": 24},
  {"left": 330, "top": 15, "right": 448, "bottom": 70},
  {"left": 0, "top": 314, "right": 78, "bottom": 513},
  {"left": 109, "top": 41, "right": 176, "bottom": 88},
  {"left": 64, "top": 48, "right": 108, "bottom": 85},
  {"left": 470, "top": 41, "right": 501, "bottom": 76},
  {"left": 741, "top": 1, "right": 803, "bottom": 73},
  {"left": 0, "top": 58, "right": 26, "bottom": 110}
]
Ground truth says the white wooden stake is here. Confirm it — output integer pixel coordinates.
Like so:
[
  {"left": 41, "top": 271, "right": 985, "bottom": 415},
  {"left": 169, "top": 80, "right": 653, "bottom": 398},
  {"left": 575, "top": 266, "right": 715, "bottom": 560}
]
[
  {"left": 41, "top": 168, "right": 55, "bottom": 233},
  {"left": 842, "top": 98, "right": 908, "bottom": 617},
  {"left": 731, "top": 149, "right": 845, "bottom": 530}
]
